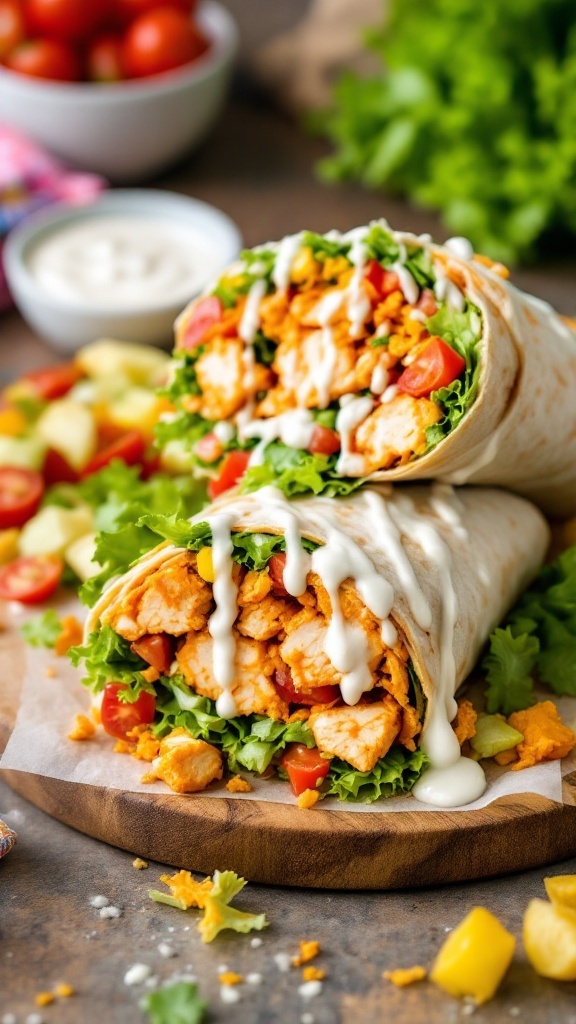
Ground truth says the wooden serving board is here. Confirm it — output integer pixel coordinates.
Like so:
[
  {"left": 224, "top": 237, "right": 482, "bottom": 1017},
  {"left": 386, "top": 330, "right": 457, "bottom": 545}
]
[{"left": 2, "top": 627, "right": 576, "bottom": 890}]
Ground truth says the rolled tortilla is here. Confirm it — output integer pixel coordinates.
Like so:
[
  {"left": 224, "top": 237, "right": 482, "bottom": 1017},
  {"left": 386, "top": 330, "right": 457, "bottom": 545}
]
[
  {"left": 85, "top": 484, "right": 549, "bottom": 806},
  {"left": 170, "top": 223, "right": 576, "bottom": 516}
]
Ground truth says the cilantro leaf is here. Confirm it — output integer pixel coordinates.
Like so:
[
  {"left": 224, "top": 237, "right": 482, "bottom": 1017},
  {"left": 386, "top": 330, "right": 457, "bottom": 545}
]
[
  {"left": 483, "top": 627, "right": 539, "bottom": 715},
  {"left": 21, "top": 609, "right": 62, "bottom": 648},
  {"left": 141, "top": 982, "right": 207, "bottom": 1024}
]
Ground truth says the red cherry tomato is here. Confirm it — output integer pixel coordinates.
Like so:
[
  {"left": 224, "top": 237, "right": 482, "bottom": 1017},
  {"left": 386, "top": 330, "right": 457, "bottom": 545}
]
[
  {"left": 121, "top": 6, "right": 208, "bottom": 79},
  {"left": 180, "top": 296, "right": 223, "bottom": 350},
  {"left": 5, "top": 37, "right": 80, "bottom": 80},
  {"left": 307, "top": 425, "right": 341, "bottom": 456},
  {"left": 274, "top": 666, "right": 339, "bottom": 709},
  {"left": 268, "top": 553, "right": 288, "bottom": 596},
  {"left": 86, "top": 33, "right": 123, "bottom": 81},
  {"left": 24, "top": 0, "right": 110, "bottom": 41},
  {"left": 0, "top": 554, "right": 63, "bottom": 604},
  {"left": 100, "top": 682, "right": 156, "bottom": 740},
  {"left": 81, "top": 430, "right": 146, "bottom": 477},
  {"left": 194, "top": 432, "right": 223, "bottom": 464},
  {"left": 397, "top": 337, "right": 466, "bottom": 399},
  {"left": 23, "top": 362, "right": 83, "bottom": 401},
  {"left": 43, "top": 447, "right": 79, "bottom": 485},
  {"left": 416, "top": 288, "right": 438, "bottom": 317},
  {"left": 207, "top": 450, "right": 250, "bottom": 499},
  {"left": 0, "top": 467, "right": 44, "bottom": 528},
  {"left": 0, "top": 0, "right": 25, "bottom": 59},
  {"left": 113, "top": 0, "right": 196, "bottom": 27},
  {"left": 364, "top": 260, "right": 401, "bottom": 300},
  {"left": 130, "top": 633, "right": 174, "bottom": 675},
  {"left": 281, "top": 743, "right": 330, "bottom": 797}
]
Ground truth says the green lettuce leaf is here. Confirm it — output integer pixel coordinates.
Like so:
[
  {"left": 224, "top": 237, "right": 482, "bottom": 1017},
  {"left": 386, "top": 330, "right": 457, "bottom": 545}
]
[
  {"left": 69, "top": 625, "right": 153, "bottom": 700},
  {"left": 483, "top": 627, "right": 539, "bottom": 716},
  {"left": 242, "top": 440, "right": 365, "bottom": 498},
  {"left": 198, "top": 869, "right": 268, "bottom": 943},
  {"left": 424, "top": 304, "right": 482, "bottom": 452},
  {"left": 326, "top": 746, "right": 428, "bottom": 802},
  {"left": 141, "top": 982, "right": 207, "bottom": 1024},
  {"left": 21, "top": 609, "right": 62, "bottom": 648}
]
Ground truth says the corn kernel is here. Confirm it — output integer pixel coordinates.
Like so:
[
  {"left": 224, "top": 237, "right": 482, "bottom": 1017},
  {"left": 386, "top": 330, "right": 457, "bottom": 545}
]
[
  {"left": 430, "top": 907, "right": 515, "bottom": 1004},
  {"left": 0, "top": 406, "right": 27, "bottom": 436},
  {"left": 219, "top": 972, "right": 243, "bottom": 986},
  {"left": 296, "top": 789, "right": 320, "bottom": 810},
  {"left": 0, "top": 528, "right": 19, "bottom": 565},
  {"left": 54, "top": 983, "right": 75, "bottom": 998},
  {"left": 35, "top": 992, "right": 55, "bottom": 1007},
  {"left": 544, "top": 874, "right": 576, "bottom": 910},
  {"left": 524, "top": 898, "right": 576, "bottom": 980},
  {"left": 197, "top": 546, "right": 215, "bottom": 583}
]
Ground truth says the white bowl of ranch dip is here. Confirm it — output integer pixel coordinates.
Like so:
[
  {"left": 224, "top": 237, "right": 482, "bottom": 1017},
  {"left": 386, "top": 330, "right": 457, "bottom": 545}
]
[{"left": 4, "top": 189, "right": 242, "bottom": 351}]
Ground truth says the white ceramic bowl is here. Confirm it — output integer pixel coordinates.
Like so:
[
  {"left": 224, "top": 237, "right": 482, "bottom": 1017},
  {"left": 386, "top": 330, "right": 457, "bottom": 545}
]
[
  {"left": 4, "top": 189, "right": 242, "bottom": 351},
  {"left": 0, "top": 2, "right": 237, "bottom": 182}
]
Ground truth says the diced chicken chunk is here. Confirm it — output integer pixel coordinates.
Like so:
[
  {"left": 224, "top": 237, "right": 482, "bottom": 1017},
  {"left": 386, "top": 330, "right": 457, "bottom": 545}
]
[
  {"left": 280, "top": 603, "right": 384, "bottom": 693},
  {"left": 309, "top": 698, "right": 402, "bottom": 773},
  {"left": 355, "top": 393, "right": 442, "bottom": 472},
  {"left": 195, "top": 337, "right": 271, "bottom": 421},
  {"left": 237, "top": 594, "right": 298, "bottom": 641},
  {"left": 151, "top": 728, "right": 223, "bottom": 794},
  {"left": 102, "top": 553, "right": 212, "bottom": 641},
  {"left": 177, "top": 631, "right": 288, "bottom": 721}
]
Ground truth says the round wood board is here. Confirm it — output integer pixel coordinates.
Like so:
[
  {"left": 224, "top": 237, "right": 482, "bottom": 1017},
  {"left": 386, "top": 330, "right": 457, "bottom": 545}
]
[{"left": 2, "top": 628, "right": 576, "bottom": 890}]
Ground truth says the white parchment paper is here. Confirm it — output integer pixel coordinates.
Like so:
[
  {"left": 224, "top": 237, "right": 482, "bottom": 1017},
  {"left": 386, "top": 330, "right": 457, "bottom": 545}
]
[{"left": 1, "top": 599, "right": 575, "bottom": 813}]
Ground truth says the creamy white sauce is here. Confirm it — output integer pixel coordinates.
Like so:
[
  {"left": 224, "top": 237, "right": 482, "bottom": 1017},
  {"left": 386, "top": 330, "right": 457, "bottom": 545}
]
[
  {"left": 213, "top": 421, "right": 235, "bottom": 445},
  {"left": 345, "top": 229, "right": 371, "bottom": 338},
  {"left": 370, "top": 363, "right": 389, "bottom": 395},
  {"left": 335, "top": 395, "right": 373, "bottom": 476},
  {"left": 272, "top": 232, "right": 303, "bottom": 291},
  {"left": 206, "top": 513, "right": 238, "bottom": 719},
  {"left": 27, "top": 214, "right": 223, "bottom": 310},
  {"left": 430, "top": 482, "right": 468, "bottom": 542},
  {"left": 444, "top": 236, "right": 474, "bottom": 261},
  {"left": 239, "top": 279, "right": 267, "bottom": 344},
  {"left": 433, "top": 262, "right": 466, "bottom": 311},
  {"left": 390, "top": 261, "right": 419, "bottom": 305},
  {"left": 381, "top": 384, "right": 398, "bottom": 404},
  {"left": 241, "top": 409, "right": 315, "bottom": 467},
  {"left": 412, "top": 757, "right": 486, "bottom": 807}
]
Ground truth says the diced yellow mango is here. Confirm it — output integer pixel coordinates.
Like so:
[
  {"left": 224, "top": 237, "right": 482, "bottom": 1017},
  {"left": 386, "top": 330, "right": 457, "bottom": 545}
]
[
  {"left": 430, "top": 907, "right": 515, "bottom": 1004},
  {"left": 197, "top": 546, "right": 214, "bottom": 583},
  {"left": 0, "top": 406, "right": 27, "bottom": 437},
  {"left": 0, "top": 528, "right": 20, "bottom": 564},
  {"left": 36, "top": 399, "right": 97, "bottom": 471},
  {"left": 524, "top": 898, "right": 576, "bottom": 980},
  {"left": 76, "top": 339, "right": 170, "bottom": 388},
  {"left": 159, "top": 439, "right": 194, "bottom": 474},
  {"left": 544, "top": 875, "right": 576, "bottom": 910},
  {"left": 0, "top": 435, "right": 46, "bottom": 470},
  {"left": 19, "top": 506, "right": 94, "bottom": 558}
]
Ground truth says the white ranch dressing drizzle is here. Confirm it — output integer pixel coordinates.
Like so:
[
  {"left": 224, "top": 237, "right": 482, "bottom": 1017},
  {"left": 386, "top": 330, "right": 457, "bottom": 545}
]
[
  {"left": 370, "top": 362, "right": 389, "bottom": 395},
  {"left": 381, "top": 384, "right": 398, "bottom": 404},
  {"left": 344, "top": 229, "right": 371, "bottom": 338},
  {"left": 239, "top": 278, "right": 267, "bottom": 394},
  {"left": 213, "top": 421, "right": 235, "bottom": 445},
  {"left": 205, "top": 513, "right": 238, "bottom": 719},
  {"left": 272, "top": 232, "right": 303, "bottom": 291},
  {"left": 241, "top": 408, "right": 315, "bottom": 467},
  {"left": 390, "top": 261, "right": 419, "bottom": 305},
  {"left": 444, "top": 236, "right": 474, "bottom": 261},
  {"left": 433, "top": 261, "right": 466, "bottom": 311},
  {"left": 298, "top": 291, "right": 344, "bottom": 408},
  {"left": 429, "top": 482, "right": 468, "bottom": 542},
  {"left": 335, "top": 394, "right": 373, "bottom": 476}
]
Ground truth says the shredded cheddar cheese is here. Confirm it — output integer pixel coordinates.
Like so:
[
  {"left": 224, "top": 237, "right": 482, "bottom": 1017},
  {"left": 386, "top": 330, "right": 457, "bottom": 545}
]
[
  {"left": 54, "top": 615, "right": 83, "bottom": 656},
  {"left": 35, "top": 992, "right": 55, "bottom": 1007},
  {"left": 219, "top": 972, "right": 244, "bottom": 986},
  {"left": 54, "top": 983, "right": 75, "bottom": 998},
  {"left": 67, "top": 714, "right": 96, "bottom": 741},
  {"left": 302, "top": 966, "right": 326, "bottom": 982},
  {"left": 226, "top": 775, "right": 253, "bottom": 794},
  {"left": 293, "top": 940, "right": 321, "bottom": 967},
  {"left": 296, "top": 789, "right": 320, "bottom": 810},
  {"left": 159, "top": 869, "right": 213, "bottom": 909},
  {"left": 383, "top": 966, "right": 427, "bottom": 987}
]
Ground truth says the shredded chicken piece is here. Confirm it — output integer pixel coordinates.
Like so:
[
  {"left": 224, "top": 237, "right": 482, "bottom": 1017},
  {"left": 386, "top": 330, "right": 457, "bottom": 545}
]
[
  {"left": 398, "top": 704, "right": 422, "bottom": 751},
  {"left": 453, "top": 698, "right": 477, "bottom": 746},
  {"left": 150, "top": 728, "right": 223, "bottom": 794},
  {"left": 194, "top": 337, "right": 271, "bottom": 421},
  {"left": 355, "top": 393, "right": 442, "bottom": 472},
  {"left": 237, "top": 593, "right": 298, "bottom": 641},
  {"left": 309, "top": 697, "right": 402, "bottom": 773},
  {"left": 237, "top": 569, "right": 272, "bottom": 606}
]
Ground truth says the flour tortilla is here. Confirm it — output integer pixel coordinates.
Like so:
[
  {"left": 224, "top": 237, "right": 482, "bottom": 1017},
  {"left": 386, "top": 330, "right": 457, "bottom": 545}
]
[{"left": 87, "top": 485, "right": 549, "bottom": 731}]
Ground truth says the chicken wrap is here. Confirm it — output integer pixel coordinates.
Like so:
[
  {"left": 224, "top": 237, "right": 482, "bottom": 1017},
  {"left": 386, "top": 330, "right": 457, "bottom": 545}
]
[
  {"left": 74, "top": 483, "right": 549, "bottom": 807},
  {"left": 161, "top": 222, "right": 576, "bottom": 517}
]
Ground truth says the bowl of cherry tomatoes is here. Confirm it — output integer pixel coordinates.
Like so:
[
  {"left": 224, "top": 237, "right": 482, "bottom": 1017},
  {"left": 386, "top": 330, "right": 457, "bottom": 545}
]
[{"left": 0, "top": 0, "right": 238, "bottom": 181}]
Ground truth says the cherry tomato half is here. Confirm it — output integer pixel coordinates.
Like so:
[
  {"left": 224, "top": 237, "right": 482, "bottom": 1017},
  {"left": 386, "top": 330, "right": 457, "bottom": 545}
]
[
  {"left": 121, "top": 6, "right": 208, "bottom": 79},
  {"left": 24, "top": 0, "right": 110, "bottom": 42},
  {"left": 23, "top": 362, "right": 83, "bottom": 401},
  {"left": 81, "top": 430, "right": 146, "bottom": 477},
  {"left": 268, "top": 552, "right": 288, "bottom": 596},
  {"left": 0, "top": 466, "right": 44, "bottom": 528},
  {"left": 112, "top": 0, "right": 196, "bottom": 27},
  {"left": 364, "top": 260, "right": 401, "bottom": 300},
  {"left": 194, "top": 432, "right": 223, "bottom": 464},
  {"left": 281, "top": 743, "right": 330, "bottom": 797},
  {"left": 0, "top": 0, "right": 25, "bottom": 59},
  {"left": 207, "top": 449, "right": 250, "bottom": 500},
  {"left": 5, "top": 37, "right": 80, "bottom": 80},
  {"left": 180, "top": 296, "right": 223, "bottom": 350},
  {"left": 86, "top": 33, "right": 124, "bottom": 82},
  {"left": 307, "top": 425, "right": 341, "bottom": 456},
  {"left": 130, "top": 633, "right": 174, "bottom": 676},
  {"left": 0, "top": 554, "right": 63, "bottom": 604},
  {"left": 43, "top": 447, "right": 79, "bottom": 485},
  {"left": 100, "top": 682, "right": 156, "bottom": 740},
  {"left": 274, "top": 665, "right": 340, "bottom": 708},
  {"left": 397, "top": 337, "right": 466, "bottom": 399}
]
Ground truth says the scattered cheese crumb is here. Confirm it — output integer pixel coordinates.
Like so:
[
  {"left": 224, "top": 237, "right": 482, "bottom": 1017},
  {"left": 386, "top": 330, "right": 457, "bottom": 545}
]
[
  {"left": 91, "top": 705, "right": 101, "bottom": 726},
  {"left": 43, "top": 665, "right": 56, "bottom": 679},
  {"left": 100, "top": 906, "right": 122, "bottom": 919},
  {"left": 301, "top": 1015, "right": 315, "bottom": 1024},
  {"left": 383, "top": 966, "right": 427, "bottom": 987},
  {"left": 220, "top": 986, "right": 240, "bottom": 1004},
  {"left": 132, "top": 858, "right": 148, "bottom": 870},
  {"left": 219, "top": 972, "right": 243, "bottom": 986},
  {"left": 34, "top": 993, "right": 54, "bottom": 1008},
  {"left": 296, "top": 789, "right": 320, "bottom": 810},
  {"left": 124, "top": 964, "right": 152, "bottom": 986},
  {"left": 274, "top": 953, "right": 292, "bottom": 973},
  {"left": 67, "top": 714, "right": 96, "bottom": 741},
  {"left": 89, "top": 896, "right": 109, "bottom": 909},
  {"left": 246, "top": 973, "right": 262, "bottom": 985},
  {"left": 140, "top": 771, "right": 157, "bottom": 784},
  {"left": 54, "top": 615, "right": 83, "bottom": 656},
  {"left": 25, "top": 1014, "right": 44, "bottom": 1024},
  {"left": 293, "top": 940, "right": 321, "bottom": 967},
  {"left": 157, "top": 943, "right": 175, "bottom": 959},
  {"left": 226, "top": 775, "right": 253, "bottom": 794},
  {"left": 298, "top": 980, "right": 323, "bottom": 999},
  {"left": 53, "top": 983, "right": 75, "bottom": 998},
  {"left": 302, "top": 966, "right": 325, "bottom": 982},
  {"left": 250, "top": 937, "right": 263, "bottom": 949}
]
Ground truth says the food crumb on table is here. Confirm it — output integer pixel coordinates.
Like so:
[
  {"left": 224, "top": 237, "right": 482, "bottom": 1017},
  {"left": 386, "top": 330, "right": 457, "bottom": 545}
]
[
  {"left": 34, "top": 993, "right": 54, "bottom": 1007},
  {"left": 296, "top": 789, "right": 320, "bottom": 810},
  {"left": 219, "top": 971, "right": 244, "bottom": 986},
  {"left": 89, "top": 895, "right": 109, "bottom": 908},
  {"left": 100, "top": 905, "right": 122, "bottom": 919},
  {"left": 157, "top": 942, "right": 175, "bottom": 958},
  {"left": 293, "top": 940, "right": 321, "bottom": 966},
  {"left": 132, "top": 857, "right": 149, "bottom": 870},
  {"left": 302, "top": 966, "right": 325, "bottom": 982},
  {"left": 53, "top": 983, "right": 75, "bottom": 998},
  {"left": 124, "top": 963, "right": 152, "bottom": 986},
  {"left": 383, "top": 965, "right": 427, "bottom": 987},
  {"left": 298, "top": 979, "right": 323, "bottom": 999},
  {"left": 225, "top": 775, "right": 253, "bottom": 793},
  {"left": 67, "top": 713, "right": 95, "bottom": 741},
  {"left": 220, "top": 985, "right": 241, "bottom": 1004}
]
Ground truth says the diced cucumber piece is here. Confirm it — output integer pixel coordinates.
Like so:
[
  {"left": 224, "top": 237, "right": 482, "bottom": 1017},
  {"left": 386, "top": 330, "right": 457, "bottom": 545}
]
[{"left": 470, "top": 714, "right": 524, "bottom": 760}]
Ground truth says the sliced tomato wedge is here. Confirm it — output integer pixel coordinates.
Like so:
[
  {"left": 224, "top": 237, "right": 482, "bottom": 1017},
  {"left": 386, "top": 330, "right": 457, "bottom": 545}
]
[
  {"left": 43, "top": 447, "right": 80, "bottom": 485},
  {"left": 397, "top": 338, "right": 466, "bottom": 398},
  {"left": 130, "top": 634, "right": 174, "bottom": 676},
  {"left": 0, "top": 467, "right": 44, "bottom": 528},
  {"left": 281, "top": 743, "right": 331, "bottom": 796},
  {"left": 23, "top": 362, "right": 83, "bottom": 401},
  {"left": 207, "top": 450, "right": 250, "bottom": 499},
  {"left": 0, "top": 554, "right": 63, "bottom": 604},
  {"left": 81, "top": 430, "right": 146, "bottom": 477},
  {"left": 180, "top": 296, "right": 223, "bottom": 350},
  {"left": 307, "top": 425, "right": 341, "bottom": 456},
  {"left": 416, "top": 289, "right": 438, "bottom": 317},
  {"left": 194, "top": 432, "right": 223, "bottom": 463},
  {"left": 365, "top": 260, "right": 401, "bottom": 300},
  {"left": 268, "top": 553, "right": 288, "bottom": 596},
  {"left": 274, "top": 665, "right": 340, "bottom": 708},
  {"left": 100, "top": 683, "right": 156, "bottom": 740}
]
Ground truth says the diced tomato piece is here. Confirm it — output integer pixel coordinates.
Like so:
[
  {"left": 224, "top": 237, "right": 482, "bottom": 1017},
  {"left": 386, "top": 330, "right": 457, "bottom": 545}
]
[
  {"left": 416, "top": 289, "right": 438, "bottom": 318},
  {"left": 194, "top": 432, "right": 223, "bottom": 464},
  {"left": 274, "top": 665, "right": 340, "bottom": 708},
  {"left": 397, "top": 337, "right": 466, "bottom": 398},
  {"left": 307, "top": 425, "right": 341, "bottom": 456},
  {"left": 81, "top": 430, "right": 146, "bottom": 477},
  {"left": 0, "top": 554, "right": 63, "bottom": 604},
  {"left": 180, "top": 296, "right": 223, "bottom": 350},
  {"left": 43, "top": 447, "right": 80, "bottom": 485},
  {"left": 365, "top": 260, "right": 401, "bottom": 300},
  {"left": 0, "top": 467, "right": 44, "bottom": 528},
  {"left": 130, "top": 634, "right": 174, "bottom": 676},
  {"left": 23, "top": 362, "right": 83, "bottom": 401},
  {"left": 268, "top": 553, "right": 288, "bottom": 597},
  {"left": 207, "top": 450, "right": 250, "bottom": 500},
  {"left": 281, "top": 742, "right": 331, "bottom": 796},
  {"left": 100, "top": 682, "right": 156, "bottom": 740}
]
